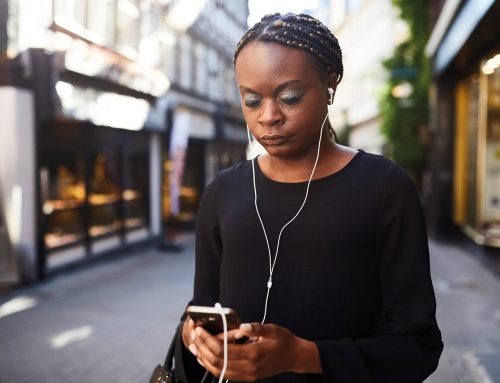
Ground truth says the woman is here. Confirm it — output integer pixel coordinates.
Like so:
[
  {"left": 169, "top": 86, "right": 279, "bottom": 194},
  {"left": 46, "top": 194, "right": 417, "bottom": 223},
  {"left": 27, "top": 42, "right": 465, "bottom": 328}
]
[{"left": 179, "top": 12, "right": 443, "bottom": 383}]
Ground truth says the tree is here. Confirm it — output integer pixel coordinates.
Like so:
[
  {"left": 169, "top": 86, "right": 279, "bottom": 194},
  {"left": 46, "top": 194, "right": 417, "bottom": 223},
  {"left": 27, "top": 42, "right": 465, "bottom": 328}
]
[{"left": 380, "top": 0, "right": 430, "bottom": 187}]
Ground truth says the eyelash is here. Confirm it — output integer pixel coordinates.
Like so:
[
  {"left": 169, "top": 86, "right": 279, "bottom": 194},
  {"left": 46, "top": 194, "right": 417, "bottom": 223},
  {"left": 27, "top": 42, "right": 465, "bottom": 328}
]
[{"left": 244, "top": 94, "right": 303, "bottom": 108}]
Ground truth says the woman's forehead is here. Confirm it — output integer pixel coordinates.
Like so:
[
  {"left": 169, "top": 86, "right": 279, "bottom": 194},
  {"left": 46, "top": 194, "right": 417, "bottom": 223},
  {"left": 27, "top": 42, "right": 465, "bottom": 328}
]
[{"left": 235, "top": 42, "right": 319, "bottom": 85}]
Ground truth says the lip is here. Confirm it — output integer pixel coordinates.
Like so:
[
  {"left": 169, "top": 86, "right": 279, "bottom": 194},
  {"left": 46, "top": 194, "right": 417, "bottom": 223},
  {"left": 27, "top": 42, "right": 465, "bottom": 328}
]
[{"left": 260, "top": 135, "right": 290, "bottom": 146}]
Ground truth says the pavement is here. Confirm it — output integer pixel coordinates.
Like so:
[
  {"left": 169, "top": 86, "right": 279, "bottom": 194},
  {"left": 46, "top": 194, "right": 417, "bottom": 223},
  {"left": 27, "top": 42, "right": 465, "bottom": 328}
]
[{"left": 0, "top": 234, "right": 500, "bottom": 383}]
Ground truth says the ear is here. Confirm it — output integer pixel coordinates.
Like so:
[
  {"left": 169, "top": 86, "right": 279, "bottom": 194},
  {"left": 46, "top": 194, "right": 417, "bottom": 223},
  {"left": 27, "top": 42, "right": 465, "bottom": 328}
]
[{"left": 326, "top": 72, "right": 338, "bottom": 92}]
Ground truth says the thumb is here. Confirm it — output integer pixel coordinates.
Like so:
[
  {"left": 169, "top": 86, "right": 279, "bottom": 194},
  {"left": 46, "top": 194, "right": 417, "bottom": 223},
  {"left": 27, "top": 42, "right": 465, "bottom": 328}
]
[{"left": 236, "top": 322, "right": 274, "bottom": 339}]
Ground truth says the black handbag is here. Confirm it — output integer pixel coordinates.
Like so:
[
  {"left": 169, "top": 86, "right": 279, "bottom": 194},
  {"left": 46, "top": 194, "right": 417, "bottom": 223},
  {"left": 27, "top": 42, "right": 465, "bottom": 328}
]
[{"left": 149, "top": 322, "right": 189, "bottom": 383}]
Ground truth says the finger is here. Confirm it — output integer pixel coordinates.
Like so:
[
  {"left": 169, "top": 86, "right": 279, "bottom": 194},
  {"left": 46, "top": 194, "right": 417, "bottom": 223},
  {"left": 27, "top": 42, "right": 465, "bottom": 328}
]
[
  {"left": 193, "top": 326, "right": 228, "bottom": 365},
  {"left": 237, "top": 322, "right": 277, "bottom": 339},
  {"left": 194, "top": 328, "right": 248, "bottom": 361},
  {"left": 215, "top": 328, "right": 239, "bottom": 341},
  {"left": 197, "top": 349, "right": 259, "bottom": 382}
]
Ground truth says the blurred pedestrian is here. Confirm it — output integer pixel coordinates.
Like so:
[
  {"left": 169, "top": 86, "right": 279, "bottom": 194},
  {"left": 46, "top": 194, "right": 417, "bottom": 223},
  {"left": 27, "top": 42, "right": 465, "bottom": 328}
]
[{"left": 178, "top": 12, "right": 443, "bottom": 383}]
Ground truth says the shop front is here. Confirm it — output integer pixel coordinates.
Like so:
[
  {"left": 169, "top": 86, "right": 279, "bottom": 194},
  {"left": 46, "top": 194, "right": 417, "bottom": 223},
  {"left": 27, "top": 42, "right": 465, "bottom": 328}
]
[
  {"left": 161, "top": 103, "right": 247, "bottom": 230},
  {"left": 28, "top": 47, "right": 165, "bottom": 273},
  {"left": 40, "top": 120, "right": 152, "bottom": 269},
  {"left": 426, "top": 0, "right": 500, "bottom": 246},
  {"left": 454, "top": 52, "right": 500, "bottom": 246}
]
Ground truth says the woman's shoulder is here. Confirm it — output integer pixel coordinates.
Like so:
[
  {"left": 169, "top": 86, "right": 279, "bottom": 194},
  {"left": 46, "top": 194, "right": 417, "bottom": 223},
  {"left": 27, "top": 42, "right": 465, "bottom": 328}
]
[
  {"left": 355, "top": 151, "right": 419, "bottom": 198},
  {"left": 355, "top": 150, "right": 399, "bottom": 174},
  {"left": 205, "top": 160, "right": 252, "bottom": 191},
  {"left": 357, "top": 150, "right": 409, "bottom": 180}
]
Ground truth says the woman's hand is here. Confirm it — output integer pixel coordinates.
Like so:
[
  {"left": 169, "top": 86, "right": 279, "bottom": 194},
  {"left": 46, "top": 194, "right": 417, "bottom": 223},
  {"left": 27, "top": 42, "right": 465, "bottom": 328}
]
[
  {"left": 182, "top": 317, "right": 240, "bottom": 350},
  {"left": 187, "top": 322, "right": 322, "bottom": 381}
]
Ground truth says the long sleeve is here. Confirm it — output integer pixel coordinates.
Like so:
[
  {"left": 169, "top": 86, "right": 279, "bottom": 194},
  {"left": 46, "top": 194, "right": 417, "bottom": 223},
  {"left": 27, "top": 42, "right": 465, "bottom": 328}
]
[
  {"left": 178, "top": 177, "right": 223, "bottom": 381},
  {"left": 192, "top": 176, "right": 223, "bottom": 307},
  {"left": 315, "top": 166, "right": 443, "bottom": 383}
]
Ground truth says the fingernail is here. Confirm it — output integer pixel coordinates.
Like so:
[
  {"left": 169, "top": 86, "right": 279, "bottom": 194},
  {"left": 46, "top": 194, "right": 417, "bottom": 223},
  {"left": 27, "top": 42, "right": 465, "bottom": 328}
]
[
  {"left": 188, "top": 344, "right": 198, "bottom": 356},
  {"left": 195, "top": 327, "right": 203, "bottom": 336},
  {"left": 197, "top": 358, "right": 205, "bottom": 367},
  {"left": 240, "top": 323, "right": 251, "bottom": 332},
  {"left": 190, "top": 331, "right": 196, "bottom": 341},
  {"left": 234, "top": 331, "right": 243, "bottom": 339}
]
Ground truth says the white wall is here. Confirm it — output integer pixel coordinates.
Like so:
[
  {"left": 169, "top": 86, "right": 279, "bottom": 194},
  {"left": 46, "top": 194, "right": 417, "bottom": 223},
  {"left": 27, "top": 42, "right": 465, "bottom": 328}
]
[
  {"left": 0, "top": 87, "right": 37, "bottom": 283},
  {"left": 330, "top": 0, "right": 408, "bottom": 153}
]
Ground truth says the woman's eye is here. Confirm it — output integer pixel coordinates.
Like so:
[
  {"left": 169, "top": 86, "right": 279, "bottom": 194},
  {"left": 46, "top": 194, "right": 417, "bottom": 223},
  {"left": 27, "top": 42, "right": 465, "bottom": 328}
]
[
  {"left": 244, "top": 96, "right": 261, "bottom": 108},
  {"left": 279, "top": 94, "right": 302, "bottom": 105}
]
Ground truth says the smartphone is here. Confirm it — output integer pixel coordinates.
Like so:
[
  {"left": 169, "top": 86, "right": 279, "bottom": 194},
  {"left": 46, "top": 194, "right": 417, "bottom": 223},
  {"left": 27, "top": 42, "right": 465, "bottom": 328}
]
[{"left": 186, "top": 305, "right": 242, "bottom": 335}]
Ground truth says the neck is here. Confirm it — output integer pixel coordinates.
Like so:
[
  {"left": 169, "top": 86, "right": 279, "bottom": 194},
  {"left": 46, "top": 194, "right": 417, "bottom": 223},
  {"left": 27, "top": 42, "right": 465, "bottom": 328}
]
[{"left": 259, "top": 137, "right": 338, "bottom": 183}]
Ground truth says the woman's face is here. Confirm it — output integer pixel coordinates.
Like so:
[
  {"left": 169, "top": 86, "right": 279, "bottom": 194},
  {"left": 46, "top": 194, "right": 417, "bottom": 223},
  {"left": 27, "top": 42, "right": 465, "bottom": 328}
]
[{"left": 235, "top": 42, "right": 334, "bottom": 159}]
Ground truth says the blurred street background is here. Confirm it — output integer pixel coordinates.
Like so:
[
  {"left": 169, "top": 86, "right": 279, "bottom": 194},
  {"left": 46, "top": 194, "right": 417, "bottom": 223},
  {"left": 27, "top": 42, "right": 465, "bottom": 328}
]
[{"left": 1, "top": 0, "right": 500, "bottom": 382}]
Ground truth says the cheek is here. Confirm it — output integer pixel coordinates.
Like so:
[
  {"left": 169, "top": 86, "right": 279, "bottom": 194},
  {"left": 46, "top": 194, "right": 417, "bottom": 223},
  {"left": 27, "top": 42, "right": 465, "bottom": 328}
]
[{"left": 241, "top": 108, "right": 261, "bottom": 131}]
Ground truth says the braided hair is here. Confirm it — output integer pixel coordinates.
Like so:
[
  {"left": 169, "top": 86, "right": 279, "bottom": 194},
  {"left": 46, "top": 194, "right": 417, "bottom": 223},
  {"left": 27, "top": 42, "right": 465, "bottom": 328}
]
[{"left": 233, "top": 13, "right": 343, "bottom": 141}]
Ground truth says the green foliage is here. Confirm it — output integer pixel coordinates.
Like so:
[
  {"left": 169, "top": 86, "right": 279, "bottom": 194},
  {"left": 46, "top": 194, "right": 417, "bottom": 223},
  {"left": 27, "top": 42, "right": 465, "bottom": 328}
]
[
  {"left": 336, "top": 123, "right": 351, "bottom": 147},
  {"left": 380, "top": 0, "right": 430, "bottom": 184}
]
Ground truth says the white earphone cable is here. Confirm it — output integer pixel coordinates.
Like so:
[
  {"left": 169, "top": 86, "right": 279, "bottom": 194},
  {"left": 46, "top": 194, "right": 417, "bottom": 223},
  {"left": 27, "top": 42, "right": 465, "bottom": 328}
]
[
  {"left": 247, "top": 109, "right": 330, "bottom": 324},
  {"left": 214, "top": 303, "right": 229, "bottom": 383}
]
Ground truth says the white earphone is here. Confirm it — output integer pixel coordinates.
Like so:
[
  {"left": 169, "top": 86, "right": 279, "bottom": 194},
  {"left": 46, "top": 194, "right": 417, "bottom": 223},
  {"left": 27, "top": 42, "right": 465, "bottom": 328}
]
[
  {"left": 328, "top": 87, "right": 334, "bottom": 104},
  {"left": 247, "top": 99, "right": 332, "bottom": 324},
  {"left": 208, "top": 94, "right": 333, "bottom": 383}
]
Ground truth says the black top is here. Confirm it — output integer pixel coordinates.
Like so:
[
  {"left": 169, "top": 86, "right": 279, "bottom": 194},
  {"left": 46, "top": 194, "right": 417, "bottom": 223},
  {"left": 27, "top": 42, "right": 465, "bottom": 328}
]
[{"left": 182, "top": 151, "right": 443, "bottom": 383}]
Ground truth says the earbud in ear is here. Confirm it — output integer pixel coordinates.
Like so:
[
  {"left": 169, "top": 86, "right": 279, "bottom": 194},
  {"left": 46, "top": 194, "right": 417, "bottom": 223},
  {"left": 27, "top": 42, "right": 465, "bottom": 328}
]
[{"left": 328, "top": 88, "right": 334, "bottom": 104}]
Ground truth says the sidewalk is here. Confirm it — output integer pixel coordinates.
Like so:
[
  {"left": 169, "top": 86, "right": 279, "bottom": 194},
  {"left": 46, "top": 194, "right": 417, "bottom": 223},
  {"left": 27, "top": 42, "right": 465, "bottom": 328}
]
[
  {"left": 0, "top": 234, "right": 196, "bottom": 383},
  {"left": 0, "top": 235, "right": 499, "bottom": 382},
  {"left": 426, "top": 240, "right": 500, "bottom": 383}
]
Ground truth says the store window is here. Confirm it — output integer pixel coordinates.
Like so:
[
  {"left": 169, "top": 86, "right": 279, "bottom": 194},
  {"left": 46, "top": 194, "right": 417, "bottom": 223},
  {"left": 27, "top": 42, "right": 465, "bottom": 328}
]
[
  {"left": 465, "top": 76, "right": 479, "bottom": 229},
  {"left": 41, "top": 149, "right": 86, "bottom": 251},
  {"left": 122, "top": 134, "right": 150, "bottom": 241},
  {"left": 454, "top": 52, "right": 500, "bottom": 245},
  {"left": 41, "top": 122, "right": 151, "bottom": 265},
  {"left": 483, "top": 54, "right": 500, "bottom": 239},
  {"left": 88, "top": 148, "right": 121, "bottom": 242}
]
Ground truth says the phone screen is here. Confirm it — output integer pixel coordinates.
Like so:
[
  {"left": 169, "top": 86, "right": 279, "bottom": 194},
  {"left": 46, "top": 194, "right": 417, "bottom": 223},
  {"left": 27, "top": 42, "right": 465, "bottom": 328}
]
[{"left": 186, "top": 306, "right": 241, "bottom": 335}]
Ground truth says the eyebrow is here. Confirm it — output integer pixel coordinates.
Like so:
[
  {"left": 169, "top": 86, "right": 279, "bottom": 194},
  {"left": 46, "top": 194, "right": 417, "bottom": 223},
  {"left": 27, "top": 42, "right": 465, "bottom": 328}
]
[{"left": 239, "top": 80, "right": 303, "bottom": 95}]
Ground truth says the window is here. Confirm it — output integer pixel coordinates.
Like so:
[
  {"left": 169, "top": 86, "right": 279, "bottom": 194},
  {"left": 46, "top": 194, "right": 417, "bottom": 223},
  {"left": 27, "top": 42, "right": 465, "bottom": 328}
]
[
  {"left": 179, "top": 34, "right": 192, "bottom": 89},
  {"left": 116, "top": 0, "right": 140, "bottom": 56},
  {"left": 195, "top": 41, "right": 207, "bottom": 95},
  {"left": 42, "top": 149, "right": 87, "bottom": 250},
  {"left": 87, "top": 0, "right": 116, "bottom": 45},
  {"left": 54, "top": 0, "right": 87, "bottom": 27}
]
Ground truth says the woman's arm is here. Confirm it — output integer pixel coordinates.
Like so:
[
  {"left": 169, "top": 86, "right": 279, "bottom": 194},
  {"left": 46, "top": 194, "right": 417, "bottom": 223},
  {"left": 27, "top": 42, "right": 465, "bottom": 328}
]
[
  {"left": 314, "top": 165, "right": 443, "bottom": 383},
  {"left": 178, "top": 176, "right": 223, "bottom": 381}
]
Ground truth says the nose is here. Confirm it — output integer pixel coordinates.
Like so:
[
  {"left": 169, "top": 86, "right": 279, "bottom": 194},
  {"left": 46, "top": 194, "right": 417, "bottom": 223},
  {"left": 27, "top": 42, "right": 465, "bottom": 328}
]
[{"left": 257, "top": 99, "right": 284, "bottom": 127}]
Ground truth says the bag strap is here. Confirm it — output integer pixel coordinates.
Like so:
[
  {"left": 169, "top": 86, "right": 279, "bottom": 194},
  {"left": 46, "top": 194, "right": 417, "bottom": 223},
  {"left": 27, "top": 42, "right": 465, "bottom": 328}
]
[
  {"left": 163, "top": 321, "right": 189, "bottom": 383},
  {"left": 164, "top": 322, "right": 180, "bottom": 370}
]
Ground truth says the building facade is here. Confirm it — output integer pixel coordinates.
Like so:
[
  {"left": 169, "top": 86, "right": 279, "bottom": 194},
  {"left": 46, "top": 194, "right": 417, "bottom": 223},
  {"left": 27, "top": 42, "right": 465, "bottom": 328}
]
[
  {"left": 159, "top": 0, "right": 249, "bottom": 229},
  {"left": 425, "top": 0, "right": 500, "bottom": 246},
  {"left": 0, "top": 0, "right": 248, "bottom": 283},
  {"left": 328, "top": 0, "right": 408, "bottom": 154}
]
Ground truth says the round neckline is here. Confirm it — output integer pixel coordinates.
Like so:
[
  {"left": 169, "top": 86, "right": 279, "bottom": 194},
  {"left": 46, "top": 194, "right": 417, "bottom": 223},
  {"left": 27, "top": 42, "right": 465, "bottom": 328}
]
[{"left": 253, "top": 150, "right": 363, "bottom": 186}]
